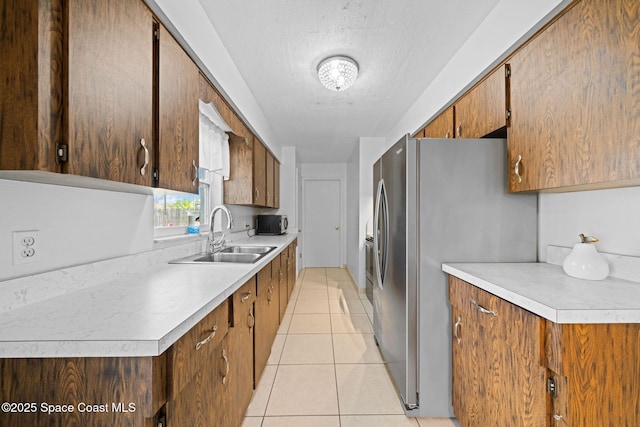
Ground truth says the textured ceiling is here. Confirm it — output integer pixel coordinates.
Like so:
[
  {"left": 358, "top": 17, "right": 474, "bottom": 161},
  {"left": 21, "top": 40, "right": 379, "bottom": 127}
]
[{"left": 199, "top": 0, "right": 500, "bottom": 163}]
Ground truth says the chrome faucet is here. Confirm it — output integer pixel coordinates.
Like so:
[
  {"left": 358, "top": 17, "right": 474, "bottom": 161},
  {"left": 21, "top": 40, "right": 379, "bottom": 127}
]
[{"left": 208, "top": 205, "right": 234, "bottom": 252}]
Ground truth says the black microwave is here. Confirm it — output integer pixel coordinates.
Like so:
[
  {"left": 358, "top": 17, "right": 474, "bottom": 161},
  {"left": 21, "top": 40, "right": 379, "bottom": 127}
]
[{"left": 256, "top": 215, "right": 288, "bottom": 235}]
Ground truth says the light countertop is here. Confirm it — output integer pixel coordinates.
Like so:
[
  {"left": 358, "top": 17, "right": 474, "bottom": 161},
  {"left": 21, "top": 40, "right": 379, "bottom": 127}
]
[
  {"left": 442, "top": 262, "right": 640, "bottom": 324},
  {"left": 0, "top": 233, "right": 297, "bottom": 358}
]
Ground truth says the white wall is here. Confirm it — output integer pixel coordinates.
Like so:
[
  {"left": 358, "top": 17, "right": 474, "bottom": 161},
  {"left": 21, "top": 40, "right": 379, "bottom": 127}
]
[
  {"left": 538, "top": 187, "right": 640, "bottom": 260},
  {"left": 350, "top": 137, "right": 388, "bottom": 288},
  {"left": 0, "top": 180, "right": 154, "bottom": 281},
  {"left": 278, "top": 147, "right": 299, "bottom": 230},
  {"left": 346, "top": 142, "right": 360, "bottom": 283}
]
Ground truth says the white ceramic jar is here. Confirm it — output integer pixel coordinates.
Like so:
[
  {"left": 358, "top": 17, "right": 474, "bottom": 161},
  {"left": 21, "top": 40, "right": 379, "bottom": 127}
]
[{"left": 562, "top": 234, "right": 609, "bottom": 280}]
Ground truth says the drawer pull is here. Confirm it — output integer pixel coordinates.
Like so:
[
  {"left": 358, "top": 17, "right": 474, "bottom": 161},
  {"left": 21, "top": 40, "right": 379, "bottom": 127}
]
[
  {"left": 241, "top": 291, "right": 252, "bottom": 302},
  {"left": 221, "top": 348, "right": 229, "bottom": 385},
  {"left": 471, "top": 300, "right": 496, "bottom": 317},
  {"left": 453, "top": 316, "right": 462, "bottom": 345},
  {"left": 194, "top": 325, "right": 217, "bottom": 351},
  {"left": 267, "top": 285, "right": 274, "bottom": 303}
]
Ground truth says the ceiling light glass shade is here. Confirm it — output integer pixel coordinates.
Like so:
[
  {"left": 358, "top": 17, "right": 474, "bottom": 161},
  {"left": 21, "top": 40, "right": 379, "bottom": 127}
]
[{"left": 317, "top": 56, "right": 359, "bottom": 91}]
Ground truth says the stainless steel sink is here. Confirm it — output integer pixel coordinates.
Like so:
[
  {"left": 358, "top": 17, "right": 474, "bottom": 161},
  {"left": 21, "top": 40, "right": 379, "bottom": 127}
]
[
  {"left": 219, "top": 246, "right": 276, "bottom": 254},
  {"left": 170, "top": 246, "right": 277, "bottom": 264}
]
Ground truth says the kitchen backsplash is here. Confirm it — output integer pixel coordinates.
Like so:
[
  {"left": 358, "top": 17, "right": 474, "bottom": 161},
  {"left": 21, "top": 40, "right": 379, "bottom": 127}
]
[{"left": 547, "top": 245, "right": 640, "bottom": 283}]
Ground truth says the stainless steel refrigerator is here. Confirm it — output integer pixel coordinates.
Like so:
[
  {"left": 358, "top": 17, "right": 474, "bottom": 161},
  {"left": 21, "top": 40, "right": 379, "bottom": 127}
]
[{"left": 372, "top": 135, "right": 537, "bottom": 417}]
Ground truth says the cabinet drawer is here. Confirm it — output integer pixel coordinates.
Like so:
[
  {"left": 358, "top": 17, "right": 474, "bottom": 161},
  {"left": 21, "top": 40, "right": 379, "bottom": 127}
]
[
  {"left": 257, "top": 263, "right": 272, "bottom": 297},
  {"left": 233, "top": 277, "right": 256, "bottom": 326},
  {"left": 472, "top": 286, "right": 541, "bottom": 362},
  {"left": 167, "top": 299, "right": 229, "bottom": 397},
  {"left": 449, "top": 276, "right": 541, "bottom": 362}
]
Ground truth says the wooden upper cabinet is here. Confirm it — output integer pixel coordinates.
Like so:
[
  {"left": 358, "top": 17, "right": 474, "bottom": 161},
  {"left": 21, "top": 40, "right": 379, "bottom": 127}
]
[
  {"left": 508, "top": 0, "right": 640, "bottom": 192},
  {"left": 65, "top": 0, "right": 154, "bottom": 185},
  {"left": 454, "top": 65, "right": 507, "bottom": 139},
  {"left": 223, "top": 137, "right": 279, "bottom": 208},
  {"left": 266, "top": 151, "right": 275, "bottom": 207},
  {"left": 224, "top": 134, "right": 254, "bottom": 205},
  {"left": 253, "top": 140, "right": 267, "bottom": 206},
  {"left": 0, "top": 0, "right": 154, "bottom": 185},
  {"left": 156, "top": 24, "right": 199, "bottom": 193},
  {"left": 0, "top": 0, "right": 62, "bottom": 172},
  {"left": 424, "top": 106, "right": 454, "bottom": 139},
  {"left": 274, "top": 160, "right": 280, "bottom": 209}
]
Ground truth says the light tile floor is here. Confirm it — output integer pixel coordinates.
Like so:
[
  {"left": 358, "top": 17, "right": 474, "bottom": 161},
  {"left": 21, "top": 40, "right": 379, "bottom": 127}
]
[{"left": 243, "top": 267, "right": 460, "bottom": 427}]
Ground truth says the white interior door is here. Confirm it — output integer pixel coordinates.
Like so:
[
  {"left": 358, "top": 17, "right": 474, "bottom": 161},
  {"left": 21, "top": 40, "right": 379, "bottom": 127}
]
[{"left": 303, "top": 179, "right": 341, "bottom": 267}]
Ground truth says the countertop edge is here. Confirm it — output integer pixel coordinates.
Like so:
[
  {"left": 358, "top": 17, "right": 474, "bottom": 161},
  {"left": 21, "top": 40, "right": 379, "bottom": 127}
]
[{"left": 442, "top": 262, "right": 640, "bottom": 324}]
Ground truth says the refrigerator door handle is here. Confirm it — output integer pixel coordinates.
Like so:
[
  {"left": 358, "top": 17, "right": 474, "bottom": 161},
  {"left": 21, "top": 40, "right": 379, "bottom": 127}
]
[{"left": 373, "top": 179, "right": 388, "bottom": 287}]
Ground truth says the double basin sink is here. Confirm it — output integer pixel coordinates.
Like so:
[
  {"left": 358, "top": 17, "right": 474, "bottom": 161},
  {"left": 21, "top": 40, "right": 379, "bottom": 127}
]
[{"left": 170, "top": 245, "right": 277, "bottom": 265}]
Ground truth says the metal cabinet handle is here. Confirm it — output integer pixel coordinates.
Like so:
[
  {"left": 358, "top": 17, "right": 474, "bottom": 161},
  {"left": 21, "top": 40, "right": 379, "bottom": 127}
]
[
  {"left": 241, "top": 291, "right": 252, "bottom": 302},
  {"left": 140, "top": 138, "right": 149, "bottom": 176},
  {"left": 514, "top": 154, "right": 523, "bottom": 183},
  {"left": 255, "top": 188, "right": 260, "bottom": 200},
  {"left": 267, "top": 285, "right": 274, "bottom": 303},
  {"left": 191, "top": 160, "right": 198, "bottom": 186},
  {"left": 248, "top": 310, "right": 255, "bottom": 329},
  {"left": 553, "top": 414, "right": 563, "bottom": 421},
  {"left": 457, "top": 123, "right": 462, "bottom": 138},
  {"left": 471, "top": 300, "right": 497, "bottom": 317},
  {"left": 267, "top": 192, "right": 271, "bottom": 204},
  {"left": 445, "top": 130, "right": 451, "bottom": 139},
  {"left": 453, "top": 316, "right": 462, "bottom": 345},
  {"left": 221, "top": 348, "right": 229, "bottom": 385},
  {"left": 194, "top": 324, "right": 217, "bottom": 350}
]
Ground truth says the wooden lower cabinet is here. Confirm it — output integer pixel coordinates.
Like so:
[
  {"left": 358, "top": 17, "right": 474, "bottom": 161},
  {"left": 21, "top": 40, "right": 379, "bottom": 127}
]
[
  {"left": 228, "top": 277, "right": 256, "bottom": 425},
  {"left": 449, "top": 276, "right": 547, "bottom": 426},
  {"left": 545, "top": 322, "right": 640, "bottom": 426},
  {"left": 0, "top": 356, "right": 165, "bottom": 427},
  {"left": 286, "top": 239, "right": 298, "bottom": 300},
  {"left": 277, "top": 252, "right": 288, "bottom": 322},
  {"left": 167, "top": 335, "right": 231, "bottom": 427},
  {"left": 254, "top": 262, "right": 278, "bottom": 383},
  {"left": 450, "top": 276, "right": 640, "bottom": 426}
]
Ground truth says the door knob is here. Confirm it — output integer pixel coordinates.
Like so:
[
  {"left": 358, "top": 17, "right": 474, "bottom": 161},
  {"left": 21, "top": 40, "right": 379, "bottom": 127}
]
[{"left": 335, "top": 226, "right": 340, "bottom": 230}]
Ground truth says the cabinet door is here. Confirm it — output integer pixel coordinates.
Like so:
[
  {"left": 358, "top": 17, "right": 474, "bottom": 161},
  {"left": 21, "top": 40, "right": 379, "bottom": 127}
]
[
  {"left": 278, "top": 252, "right": 288, "bottom": 321},
  {"left": 449, "top": 277, "right": 546, "bottom": 426},
  {"left": 424, "top": 106, "right": 454, "bottom": 139},
  {"left": 266, "top": 150, "right": 275, "bottom": 207},
  {"left": 454, "top": 65, "right": 506, "bottom": 139},
  {"left": 167, "top": 335, "right": 231, "bottom": 427},
  {"left": 66, "top": 0, "right": 153, "bottom": 185},
  {"left": 449, "top": 277, "right": 479, "bottom": 427},
  {"left": 228, "top": 278, "right": 256, "bottom": 425},
  {"left": 224, "top": 134, "right": 255, "bottom": 205},
  {"left": 254, "top": 263, "right": 275, "bottom": 382},
  {"left": 274, "top": 160, "right": 280, "bottom": 209},
  {"left": 157, "top": 24, "right": 199, "bottom": 193},
  {"left": 0, "top": 0, "right": 62, "bottom": 172},
  {"left": 508, "top": 0, "right": 640, "bottom": 192},
  {"left": 253, "top": 140, "right": 267, "bottom": 206}
]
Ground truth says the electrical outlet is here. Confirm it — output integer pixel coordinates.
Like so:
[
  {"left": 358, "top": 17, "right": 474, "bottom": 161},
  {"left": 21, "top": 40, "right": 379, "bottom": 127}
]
[{"left": 12, "top": 230, "right": 40, "bottom": 265}]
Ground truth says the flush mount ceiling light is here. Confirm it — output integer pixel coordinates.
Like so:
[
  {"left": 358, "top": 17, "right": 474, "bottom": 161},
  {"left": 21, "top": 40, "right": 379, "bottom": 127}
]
[{"left": 317, "top": 56, "right": 359, "bottom": 91}]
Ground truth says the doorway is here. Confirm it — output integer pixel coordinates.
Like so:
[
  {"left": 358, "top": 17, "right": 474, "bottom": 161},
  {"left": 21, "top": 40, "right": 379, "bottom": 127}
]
[{"left": 303, "top": 179, "right": 341, "bottom": 267}]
